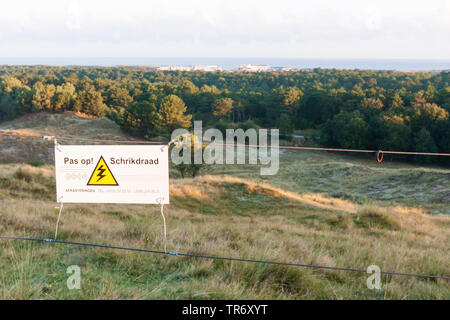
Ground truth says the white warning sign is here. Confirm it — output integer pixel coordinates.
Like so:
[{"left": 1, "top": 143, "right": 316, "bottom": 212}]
[{"left": 55, "top": 145, "right": 169, "bottom": 204}]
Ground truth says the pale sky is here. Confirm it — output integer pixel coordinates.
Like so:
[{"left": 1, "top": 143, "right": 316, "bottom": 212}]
[{"left": 0, "top": 0, "right": 449, "bottom": 59}]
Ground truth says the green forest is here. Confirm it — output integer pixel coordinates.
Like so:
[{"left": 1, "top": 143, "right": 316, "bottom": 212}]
[{"left": 0, "top": 66, "right": 449, "bottom": 161}]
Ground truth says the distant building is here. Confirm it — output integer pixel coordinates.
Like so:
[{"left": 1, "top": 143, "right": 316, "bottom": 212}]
[
  {"left": 192, "top": 65, "right": 222, "bottom": 72},
  {"left": 271, "top": 66, "right": 299, "bottom": 72},
  {"left": 236, "top": 64, "right": 272, "bottom": 72},
  {"left": 151, "top": 65, "right": 222, "bottom": 72},
  {"left": 149, "top": 64, "right": 303, "bottom": 72},
  {"left": 154, "top": 65, "right": 192, "bottom": 71}
]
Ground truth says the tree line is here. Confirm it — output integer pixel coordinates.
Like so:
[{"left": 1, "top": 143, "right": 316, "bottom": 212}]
[{"left": 0, "top": 65, "right": 449, "bottom": 162}]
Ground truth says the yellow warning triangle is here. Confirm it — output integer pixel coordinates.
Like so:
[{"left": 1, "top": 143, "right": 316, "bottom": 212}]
[{"left": 87, "top": 156, "right": 119, "bottom": 186}]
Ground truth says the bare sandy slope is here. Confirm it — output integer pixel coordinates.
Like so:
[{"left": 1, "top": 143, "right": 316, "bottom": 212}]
[{"left": 0, "top": 112, "right": 141, "bottom": 163}]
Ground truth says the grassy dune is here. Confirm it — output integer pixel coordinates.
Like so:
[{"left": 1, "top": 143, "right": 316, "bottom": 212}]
[
  {"left": 0, "top": 161, "right": 449, "bottom": 299},
  {"left": 0, "top": 113, "right": 449, "bottom": 299},
  {"left": 0, "top": 112, "right": 146, "bottom": 163},
  {"left": 210, "top": 149, "right": 450, "bottom": 215}
]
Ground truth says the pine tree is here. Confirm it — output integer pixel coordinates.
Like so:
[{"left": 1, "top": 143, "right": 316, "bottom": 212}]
[{"left": 155, "top": 94, "right": 192, "bottom": 134}]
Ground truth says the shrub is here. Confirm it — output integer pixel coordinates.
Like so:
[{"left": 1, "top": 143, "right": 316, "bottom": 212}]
[{"left": 26, "top": 160, "right": 45, "bottom": 167}]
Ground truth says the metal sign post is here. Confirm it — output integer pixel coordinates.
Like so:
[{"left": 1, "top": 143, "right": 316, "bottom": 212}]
[
  {"left": 157, "top": 197, "right": 167, "bottom": 253},
  {"left": 54, "top": 200, "right": 64, "bottom": 240}
]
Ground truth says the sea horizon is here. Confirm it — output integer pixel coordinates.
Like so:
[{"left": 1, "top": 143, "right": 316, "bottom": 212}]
[{"left": 0, "top": 57, "right": 449, "bottom": 71}]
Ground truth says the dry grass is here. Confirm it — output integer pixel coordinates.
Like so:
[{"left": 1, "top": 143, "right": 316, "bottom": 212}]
[
  {"left": 208, "top": 149, "right": 450, "bottom": 215},
  {"left": 0, "top": 112, "right": 144, "bottom": 163},
  {"left": 0, "top": 163, "right": 449, "bottom": 300},
  {"left": 0, "top": 113, "right": 448, "bottom": 299},
  {"left": 176, "top": 175, "right": 358, "bottom": 213}
]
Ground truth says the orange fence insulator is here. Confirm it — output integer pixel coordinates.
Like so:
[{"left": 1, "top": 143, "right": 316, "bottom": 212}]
[{"left": 376, "top": 150, "right": 384, "bottom": 163}]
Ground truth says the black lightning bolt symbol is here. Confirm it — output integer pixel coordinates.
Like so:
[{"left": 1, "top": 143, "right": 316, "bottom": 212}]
[{"left": 96, "top": 165, "right": 107, "bottom": 182}]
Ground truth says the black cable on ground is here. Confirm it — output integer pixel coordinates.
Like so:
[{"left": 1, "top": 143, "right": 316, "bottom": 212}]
[{"left": 1, "top": 236, "right": 448, "bottom": 280}]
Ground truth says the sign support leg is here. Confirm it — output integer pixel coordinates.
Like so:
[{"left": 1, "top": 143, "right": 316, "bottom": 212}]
[
  {"left": 54, "top": 201, "right": 64, "bottom": 240},
  {"left": 157, "top": 198, "right": 167, "bottom": 253},
  {"left": 160, "top": 202, "right": 167, "bottom": 253}
]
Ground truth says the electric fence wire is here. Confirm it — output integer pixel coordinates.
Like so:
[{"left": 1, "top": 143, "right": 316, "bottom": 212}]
[
  {"left": 1, "top": 130, "right": 450, "bottom": 157},
  {"left": 0, "top": 236, "right": 449, "bottom": 280}
]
